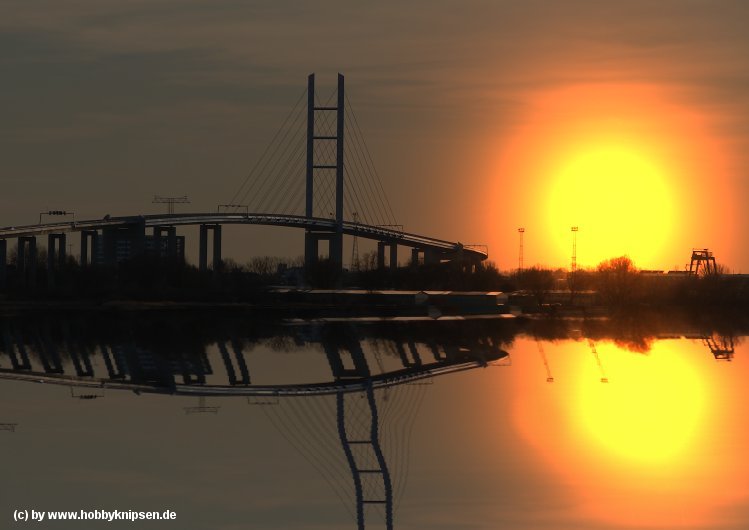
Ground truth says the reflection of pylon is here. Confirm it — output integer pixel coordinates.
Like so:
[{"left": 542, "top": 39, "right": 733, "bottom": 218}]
[
  {"left": 588, "top": 339, "right": 608, "bottom": 383},
  {"left": 351, "top": 212, "right": 360, "bottom": 271},
  {"left": 536, "top": 340, "right": 554, "bottom": 383},
  {"left": 337, "top": 385, "right": 393, "bottom": 530}
]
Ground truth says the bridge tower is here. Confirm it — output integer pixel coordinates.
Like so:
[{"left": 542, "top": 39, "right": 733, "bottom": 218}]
[{"left": 305, "top": 73, "right": 345, "bottom": 271}]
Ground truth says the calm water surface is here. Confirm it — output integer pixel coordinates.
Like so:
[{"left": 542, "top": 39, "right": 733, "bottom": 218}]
[{"left": 1, "top": 312, "right": 747, "bottom": 529}]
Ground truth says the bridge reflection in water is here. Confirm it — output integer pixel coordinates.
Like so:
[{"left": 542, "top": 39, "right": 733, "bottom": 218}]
[{"left": 0, "top": 317, "right": 509, "bottom": 529}]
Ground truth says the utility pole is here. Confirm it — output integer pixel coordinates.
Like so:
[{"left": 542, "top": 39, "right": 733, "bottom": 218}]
[
  {"left": 153, "top": 195, "right": 190, "bottom": 215},
  {"left": 39, "top": 210, "right": 74, "bottom": 224}
]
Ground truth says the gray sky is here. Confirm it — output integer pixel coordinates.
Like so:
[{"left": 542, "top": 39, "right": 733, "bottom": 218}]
[{"left": 3, "top": 1, "right": 749, "bottom": 269}]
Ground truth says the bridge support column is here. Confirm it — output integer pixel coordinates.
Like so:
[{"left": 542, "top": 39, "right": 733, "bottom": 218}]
[
  {"left": 199, "top": 224, "right": 222, "bottom": 272},
  {"left": 213, "top": 225, "right": 222, "bottom": 272},
  {"left": 0, "top": 239, "right": 6, "bottom": 290},
  {"left": 80, "top": 230, "right": 99, "bottom": 267},
  {"left": 330, "top": 233, "right": 343, "bottom": 269},
  {"left": 377, "top": 242, "right": 386, "bottom": 269},
  {"left": 17, "top": 236, "right": 37, "bottom": 289},
  {"left": 305, "top": 232, "right": 336, "bottom": 269},
  {"left": 199, "top": 225, "right": 207, "bottom": 271},
  {"left": 304, "top": 232, "right": 318, "bottom": 268},
  {"left": 304, "top": 73, "right": 345, "bottom": 274},
  {"left": 47, "top": 233, "right": 66, "bottom": 287},
  {"left": 377, "top": 242, "right": 397, "bottom": 270},
  {"left": 411, "top": 248, "right": 422, "bottom": 267},
  {"left": 424, "top": 248, "right": 440, "bottom": 265}
]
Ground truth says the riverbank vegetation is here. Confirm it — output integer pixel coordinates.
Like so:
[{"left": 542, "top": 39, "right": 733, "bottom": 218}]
[{"left": 1, "top": 249, "right": 748, "bottom": 311}]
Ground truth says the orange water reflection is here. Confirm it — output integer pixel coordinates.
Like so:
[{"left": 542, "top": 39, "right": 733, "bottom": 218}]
[{"left": 511, "top": 337, "right": 749, "bottom": 528}]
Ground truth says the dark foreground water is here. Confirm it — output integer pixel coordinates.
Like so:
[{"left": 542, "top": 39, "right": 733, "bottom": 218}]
[{"left": 1, "top": 311, "right": 748, "bottom": 529}]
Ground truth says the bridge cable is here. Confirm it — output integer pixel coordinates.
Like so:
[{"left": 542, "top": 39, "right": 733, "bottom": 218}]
[
  {"left": 257, "top": 129, "right": 305, "bottom": 213},
  {"left": 239, "top": 93, "right": 305, "bottom": 213},
  {"left": 343, "top": 122, "right": 383, "bottom": 226},
  {"left": 273, "top": 150, "right": 308, "bottom": 216},
  {"left": 248, "top": 102, "right": 307, "bottom": 213},
  {"left": 285, "top": 395, "right": 355, "bottom": 497},
  {"left": 341, "top": 112, "right": 380, "bottom": 225},
  {"left": 344, "top": 109, "right": 391, "bottom": 227},
  {"left": 348, "top": 118, "right": 392, "bottom": 226},
  {"left": 263, "top": 138, "right": 307, "bottom": 215},
  {"left": 350, "top": 98, "right": 399, "bottom": 228},
  {"left": 346, "top": 95, "right": 399, "bottom": 227},
  {"left": 228, "top": 87, "right": 307, "bottom": 210},
  {"left": 261, "top": 395, "right": 356, "bottom": 521},
  {"left": 239, "top": 92, "right": 305, "bottom": 212}
]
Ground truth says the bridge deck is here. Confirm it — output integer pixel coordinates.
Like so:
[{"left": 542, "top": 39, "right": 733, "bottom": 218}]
[{"left": 0, "top": 213, "right": 488, "bottom": 260}]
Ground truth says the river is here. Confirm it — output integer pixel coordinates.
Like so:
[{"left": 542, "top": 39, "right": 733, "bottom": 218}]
[{"left": 1, "top": 310, "right": 747, "bottom": 529}]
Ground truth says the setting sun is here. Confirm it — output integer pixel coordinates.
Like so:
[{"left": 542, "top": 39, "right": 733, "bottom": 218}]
[
  {"left": 491, "top": 82, "right": 735, "bottom": 271},
  {"left": 547, "top": 145, "right": 675, "bottom": 267}
]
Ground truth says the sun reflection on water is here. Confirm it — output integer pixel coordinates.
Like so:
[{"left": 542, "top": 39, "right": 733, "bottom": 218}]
[
  {"left": 573, "top": 341, "right": 706, "bottom": 469},
  {"left": 512, "top": 336, "right": 749, "bottom": 528}
]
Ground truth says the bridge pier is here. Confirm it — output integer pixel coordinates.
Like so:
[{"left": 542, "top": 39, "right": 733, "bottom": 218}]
[
  {"left": 80, "top": 230, "right": 99, "bottom": 267},
  {"left": 323, "top": 334, "right": 370, "bottom": 380},
  {"left": 410, "top": 248, "right": 423, "bottom": 267},
  {"left": 47, "top": 233, "right": 66, "bottom": 287},
  {"left": 304, "top": 232, "right": 317, "bottom": 267},
  {"left": 396, "top": 341, "right": 423, "bottom": 368},
  {"left": 305, "top": 231, "right": 336, "bottom": 268},
  {"left": 377, "top": 242, "right": 397, "bottom": 270},
  {"left": 424, "top": 248, "right": 441, "bottom": 265},
  {"left": 17, "top": 236, "right": 37, "bottom": 289},
  {"left": 199, "top": 224, "right": 222, "bottom": 272},
  {"left": 0, "top": 239, "right": 6, "bottom": 290}
]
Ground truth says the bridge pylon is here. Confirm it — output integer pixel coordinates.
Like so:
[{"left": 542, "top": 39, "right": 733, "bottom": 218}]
[{"left": 305, "top": 73, "right": 345, "bottom": 271}]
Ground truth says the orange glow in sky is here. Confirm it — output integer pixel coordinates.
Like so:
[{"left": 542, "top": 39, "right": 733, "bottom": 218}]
[
  {"left": 511, "top": 337, "right": 749, "bottom": 528},
  {"left": 489, "top": 83, "right": 736, "bottom": 271}
]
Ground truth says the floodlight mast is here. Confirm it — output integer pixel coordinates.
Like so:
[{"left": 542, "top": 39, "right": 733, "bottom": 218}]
[
  {"left": 571, "top": 226, "right": 579, "bottom": 272},
  {"left": 517, "top": 227, "right": 525, "bottom": 272}
]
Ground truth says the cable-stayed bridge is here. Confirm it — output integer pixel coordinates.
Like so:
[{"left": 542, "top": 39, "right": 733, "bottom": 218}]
[{"left": 0, "top": 74, "right": 487, "bottom": 286}]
